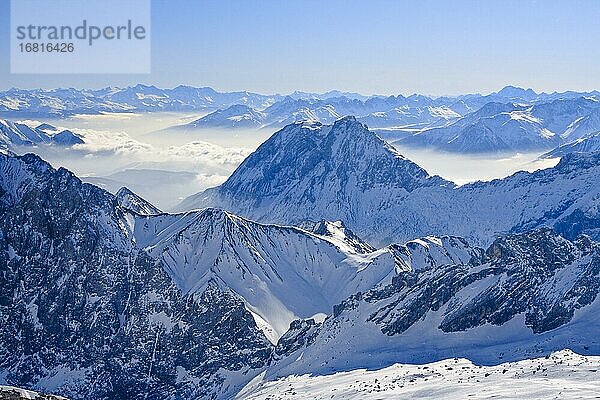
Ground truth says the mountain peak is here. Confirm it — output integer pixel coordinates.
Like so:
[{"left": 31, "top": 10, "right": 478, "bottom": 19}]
[
  {"left": 115, "top": 187, "right": 162, "bottom": 215},
  {"left": 486, "top": 228, "right": 575, "bottom": 265},
  {"left": 177, "top": 118, "right": 448, "bottom": 236},
  {"left": 497, "top": 85, "right": 537, "bottom": 98}
]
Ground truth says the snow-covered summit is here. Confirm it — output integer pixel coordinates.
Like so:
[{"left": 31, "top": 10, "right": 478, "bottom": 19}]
[
  {"left": 178, "top": 116, "right": 600, "bottom": 246},
  {"left": 132, "top": 206, "right": 403, "bottom": 341},
  {"left": 184, "top": 104, "right": 267, "bottom": 129},
  {"left": 178, "top": 116, "right": 448, "bottom": 219},
  {"left": 115, "top": 186, "right": 162, "bottom": 215}
]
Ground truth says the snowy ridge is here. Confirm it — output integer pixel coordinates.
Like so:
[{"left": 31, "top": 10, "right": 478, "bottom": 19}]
[
  {"left": 542, "top": 131, "right": 600, "bottom": 158},
  {"left": 390, "top": 235, "right": 484, "bottom": 271},
  {"left": 131, "top": 208, "right": 403, "bottom": 341},
  {"left": 297, "top": 220, "right": 376, "bottom": 254},
  {"left": 261, "top": 229, "right": 600, "bottom": 380},
  {"left": 184, "top": 104, "right": 267, "bottom": 129},
  {"left": 115, "top": 187, "right": 162, "bottom": 215},
  {"left": 0, "top": 85, "right": 281, "bottom": 117}
]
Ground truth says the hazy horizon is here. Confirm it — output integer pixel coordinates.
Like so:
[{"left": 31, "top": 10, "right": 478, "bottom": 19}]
[{"left": 2, "top": 0, "right": 600, "bottom": 95}]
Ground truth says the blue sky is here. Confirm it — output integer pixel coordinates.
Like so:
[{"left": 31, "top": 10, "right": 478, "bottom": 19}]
[{"left": 1, "top": 0, "right": 600, "bottom": 95}]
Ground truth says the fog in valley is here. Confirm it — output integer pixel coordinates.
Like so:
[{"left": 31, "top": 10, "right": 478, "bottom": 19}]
[
  {"left": 391, "top": 144, "right": 559, "bottom": 185},
  {"left": 14, "top": 113, "right": 560, "bottom": 211}
]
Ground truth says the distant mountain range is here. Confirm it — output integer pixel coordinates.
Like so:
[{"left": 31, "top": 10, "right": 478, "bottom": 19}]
[
  {"left": 0, "top": 85, "right": 280, "bottom": 117},
  {"left": 0, "top": 119, "right": 83, "bottom": 150},
  {"left": 396, "top": 97, "right": 600, "bottom": 153},
  {"left": 170, "top": 85, "right": 600, "bottom": 138},
  {"left": 4, "top": 85, "right": 600, "bottom": 153}
]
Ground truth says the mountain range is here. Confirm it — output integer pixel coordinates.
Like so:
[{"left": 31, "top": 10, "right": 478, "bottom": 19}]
[
  {"left": 0, "top": 86, "right": 280, "bottom": 118},
  {"left": 163, "top": 86, "right": 600, "bottom": 154},
  {"left": 255, "top": 228, "right": 600, "bottom": 391},
  {"left": 396, "top": 96, "right": 600, "bottom": 152},
  {"left": 3, "top": 106, "right": 600, "bottom": 399},
  {"left": 179, "top": 116, "right": 600, "bottom": 246},
  {"left": 0, "top": 119, "right": 83, "bottom": 150},
  {"left": 0, "top": 148, "right": 491, "bottom": 398},
  {"left": 5, "top": 85, "right": 600, "bottom": 154}
]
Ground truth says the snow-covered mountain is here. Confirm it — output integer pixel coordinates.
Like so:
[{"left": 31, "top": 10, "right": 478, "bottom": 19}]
[
  {"left": 397, "top": 97, "right": 600, "bottom": 153},
  {"left": 287, "top": 90, "right": 369, "bottom": 101},
  {"left": 262, "top": 98, "right": 345, "bottom": 128},
  {"left": 542, "top": 131, "right": 600, "bottom": 158},
  {"left": 7, "top": 85, "right": 600, "bottom": 152},
  {"left": 131, "top": 208, "right": 408, "bottom": 342},
  {"left": 3, "top": 150, "right": 600, "bottom": 399},
  {"left": 259, "top": 229, "right": 600, "bottom": 382},
  {"left": 397, "top": 102, "right": 559, "bottom": 152},
  {"left": 115, "top": 186, "right": 162, "bottom": 215},
  {"left": 2, "top": 151, "right": 481, "bottom": 397},
  {"left": 0, "top": 150, "right": 496, "bottom": 399},
  {"left": 0, "top": 152, "right": 273, "bottom": 399},
  {"left": 0, "top": 119, "right": 83, "bottom": 150},
  {"left": 182, "top": 104, "right": 267, "bottom": 129},
  {"left": 494, "top": 85, "right": 538, "bottom": 101},
  {"left": 180, "top": 117, "right": 600, "bottom": 246},
  {"left": 560, "top": 107, "right": 600, "bottom": 140},
  {"left": 177, "top": 116, "right": 448, "bottom": 225},
  {"left": 173, "top": 95, "right": 466, "bottom": 131},
  {"left": 358, "top": 105, "right": 460, "bottom": 129},
  {"left": 531, "top": 96, "right": 600, "bottom": 136},
  {"left": 0, "top": 86, "right": 281, "bottom": 117}
]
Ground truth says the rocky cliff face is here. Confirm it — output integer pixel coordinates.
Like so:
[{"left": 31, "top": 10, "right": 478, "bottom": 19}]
[
  {"left": 264, "top": 229, "right": 600, "bottom": 379},
  {"left": 0, "top": 153, "right": 272, "bottom": 399}
]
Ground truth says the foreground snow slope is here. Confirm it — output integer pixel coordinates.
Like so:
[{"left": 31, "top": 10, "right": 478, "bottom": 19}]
[{"left": 239, "top": 349, "right": 600, "bottom": 400}]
